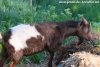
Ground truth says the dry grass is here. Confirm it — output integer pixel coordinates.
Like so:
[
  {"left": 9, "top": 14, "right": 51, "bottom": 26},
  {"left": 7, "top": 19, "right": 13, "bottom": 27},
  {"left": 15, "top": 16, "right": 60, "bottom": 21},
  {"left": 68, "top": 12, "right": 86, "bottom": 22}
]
[{"left": 61, "top": 51, "right": 100, "bottom": 67}]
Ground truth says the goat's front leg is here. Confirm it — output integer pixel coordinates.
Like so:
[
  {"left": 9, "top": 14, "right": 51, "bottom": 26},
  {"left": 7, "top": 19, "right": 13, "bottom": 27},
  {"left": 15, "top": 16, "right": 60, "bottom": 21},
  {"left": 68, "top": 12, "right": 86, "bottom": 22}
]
[
  {"left": 55, "top": 50, "right": 74, "bottom": 65},
  {"left": 48, "top": 52, "right": 54, "bottom": 67},
  {"left": 55, "top": 46, "right": 66, "bottom": 66},
  {"left": 55, "top": 45, "right": 78, "bottom": 66}
]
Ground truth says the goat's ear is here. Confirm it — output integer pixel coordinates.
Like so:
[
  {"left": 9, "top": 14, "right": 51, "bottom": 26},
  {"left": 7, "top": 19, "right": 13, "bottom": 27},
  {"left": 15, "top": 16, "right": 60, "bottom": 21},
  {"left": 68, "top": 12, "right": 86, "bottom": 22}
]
[
  {"left": 79, "top": 17, "right": 88, "bottom": 27},
  {"left": 78, "top": 18, "right": 90, "bottom": 33}
]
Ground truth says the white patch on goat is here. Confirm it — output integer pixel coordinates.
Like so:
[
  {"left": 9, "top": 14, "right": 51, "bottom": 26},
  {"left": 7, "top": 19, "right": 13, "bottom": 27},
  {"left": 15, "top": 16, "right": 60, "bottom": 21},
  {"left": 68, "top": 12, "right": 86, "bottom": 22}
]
[
  {"left": 9, "top": 24, "right": 44, "bottom": 51},
  {"left": 0, "top": 32, "right": 2, "bottom": 40},
  {"left": 0, "top": 32, "right": 2, "bottom": 42}
]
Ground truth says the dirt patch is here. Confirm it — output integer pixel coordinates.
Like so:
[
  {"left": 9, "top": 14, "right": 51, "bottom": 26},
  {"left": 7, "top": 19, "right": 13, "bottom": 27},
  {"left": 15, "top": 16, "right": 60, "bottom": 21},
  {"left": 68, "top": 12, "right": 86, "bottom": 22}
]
[{"left": 4, "top": 62, "right": 57, "bottom": 67}]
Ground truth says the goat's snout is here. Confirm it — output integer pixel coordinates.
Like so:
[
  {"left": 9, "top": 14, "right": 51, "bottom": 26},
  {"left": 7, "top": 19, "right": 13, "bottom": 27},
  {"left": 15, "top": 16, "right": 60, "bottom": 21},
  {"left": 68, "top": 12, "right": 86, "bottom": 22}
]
[
  {"left": 87, "top": 33, "right": 100, "bottom": 41},
  {"left": 93, "top": 35, "right": 99, "bottom": 40}
]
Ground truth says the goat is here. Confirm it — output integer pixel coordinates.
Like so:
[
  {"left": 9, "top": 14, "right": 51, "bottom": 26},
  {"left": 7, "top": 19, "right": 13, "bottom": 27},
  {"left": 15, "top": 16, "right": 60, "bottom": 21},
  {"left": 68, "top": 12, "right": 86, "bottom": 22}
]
[{"left": 0, "top": 18, "right": 95, "bottom": 67}]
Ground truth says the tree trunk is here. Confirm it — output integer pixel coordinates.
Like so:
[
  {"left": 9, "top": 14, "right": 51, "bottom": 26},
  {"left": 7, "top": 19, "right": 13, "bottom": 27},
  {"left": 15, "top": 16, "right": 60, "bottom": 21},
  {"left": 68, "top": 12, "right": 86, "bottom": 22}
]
[{"left": 28, "top": 0, "right": 32, "bottom": 7}]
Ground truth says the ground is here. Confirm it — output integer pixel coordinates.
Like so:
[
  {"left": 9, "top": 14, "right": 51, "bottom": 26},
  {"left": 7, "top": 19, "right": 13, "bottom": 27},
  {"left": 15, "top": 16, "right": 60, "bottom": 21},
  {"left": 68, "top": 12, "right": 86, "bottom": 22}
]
[{"left": 2, "top": 39, "right": 100, "bottom": 67}]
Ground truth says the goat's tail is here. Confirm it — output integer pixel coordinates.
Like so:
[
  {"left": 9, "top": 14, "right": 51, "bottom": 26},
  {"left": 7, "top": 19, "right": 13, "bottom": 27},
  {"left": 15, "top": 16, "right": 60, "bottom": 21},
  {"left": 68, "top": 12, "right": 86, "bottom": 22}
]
[{"left": 0, "top": 32, "right": 2, "bottom": 43}]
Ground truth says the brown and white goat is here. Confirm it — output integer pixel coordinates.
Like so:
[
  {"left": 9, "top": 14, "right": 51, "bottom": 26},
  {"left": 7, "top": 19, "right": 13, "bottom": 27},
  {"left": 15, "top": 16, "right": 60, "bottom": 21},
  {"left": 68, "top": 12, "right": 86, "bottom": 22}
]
[{"left": 0, "top": 18, "right": 95, "bottom": 67}]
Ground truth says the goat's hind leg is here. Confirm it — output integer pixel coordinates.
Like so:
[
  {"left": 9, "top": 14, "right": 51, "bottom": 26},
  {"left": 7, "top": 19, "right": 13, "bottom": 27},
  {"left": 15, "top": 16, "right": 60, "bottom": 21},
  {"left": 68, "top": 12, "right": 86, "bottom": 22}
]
[
  {"left": 0, "top": 46, "right": 8, "bottom": 67},
  {"left": 9, "top": 50, "right": 23, "bottom": 67}
]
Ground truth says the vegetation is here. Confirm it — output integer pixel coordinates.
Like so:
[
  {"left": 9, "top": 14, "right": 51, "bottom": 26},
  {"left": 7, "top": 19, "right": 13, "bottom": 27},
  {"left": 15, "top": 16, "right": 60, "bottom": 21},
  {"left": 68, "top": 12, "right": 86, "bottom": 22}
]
[{"left": 0, "top": 0, "right": 100, "bottom": 64}]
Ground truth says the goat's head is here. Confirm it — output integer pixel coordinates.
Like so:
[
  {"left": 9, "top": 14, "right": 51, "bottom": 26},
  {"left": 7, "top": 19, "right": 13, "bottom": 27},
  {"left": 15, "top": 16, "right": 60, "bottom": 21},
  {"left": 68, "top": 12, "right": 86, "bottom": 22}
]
[{"left": 76, "top": 18, "right": 97, "bottom": 41}]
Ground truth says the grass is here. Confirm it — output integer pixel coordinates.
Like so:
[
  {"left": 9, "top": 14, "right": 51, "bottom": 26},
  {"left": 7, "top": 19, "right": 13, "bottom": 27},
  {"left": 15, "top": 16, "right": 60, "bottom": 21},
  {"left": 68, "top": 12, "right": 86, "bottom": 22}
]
[{"left": 0, "top": 0, "right": 100, "bottom": 64}]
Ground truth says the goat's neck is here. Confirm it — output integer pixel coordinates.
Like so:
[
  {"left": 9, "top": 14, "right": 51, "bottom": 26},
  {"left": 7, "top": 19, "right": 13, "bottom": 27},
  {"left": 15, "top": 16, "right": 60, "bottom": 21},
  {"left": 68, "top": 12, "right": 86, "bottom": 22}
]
[{"left": 62, "top": 27, "right": 77, "bottom": 39}]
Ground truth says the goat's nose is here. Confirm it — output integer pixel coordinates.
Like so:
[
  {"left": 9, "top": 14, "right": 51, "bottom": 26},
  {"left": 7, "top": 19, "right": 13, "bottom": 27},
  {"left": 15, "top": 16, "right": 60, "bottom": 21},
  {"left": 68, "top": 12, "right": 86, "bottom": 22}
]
[
  {"left": 94, "top": 34, "right": 100, "bottom": 40},
  {"left": 90, "top": 33, "right": 100, "bottom": 40}
]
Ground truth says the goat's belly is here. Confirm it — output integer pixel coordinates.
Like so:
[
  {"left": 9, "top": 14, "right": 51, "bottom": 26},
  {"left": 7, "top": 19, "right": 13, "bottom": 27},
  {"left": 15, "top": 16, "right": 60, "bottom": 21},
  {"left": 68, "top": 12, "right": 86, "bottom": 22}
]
[
  {"left": 23, "top": 46, "right": 44, "bottom": 55},
  {"left": 23, "top": 37, "right": 45, "bottom": 55}
]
